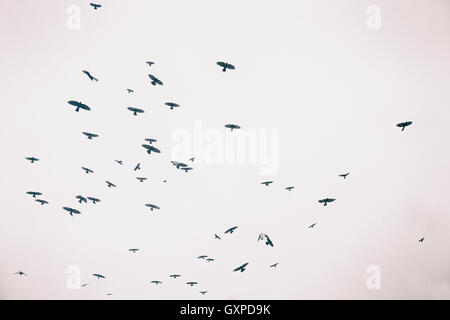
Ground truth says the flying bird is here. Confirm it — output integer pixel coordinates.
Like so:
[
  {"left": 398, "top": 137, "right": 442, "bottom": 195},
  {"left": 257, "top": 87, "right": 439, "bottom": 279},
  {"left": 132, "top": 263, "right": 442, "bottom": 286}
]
[
  {"left": 82, "top": 70, "right": 98, "bottom": 81},
  {"left": 25, "top": 157, "right": 39, "bottom": 163},
  {"left": 206, "top": 258, "right": 215, "bottom": 262},
  {"left": 92, "top": 273, "right": 105, "bottom": 279},
  {"left": 171, "top": 161, "right": 187, "bottom": 169},
  {"left": 35, "top": 199, "right": 48, "bottom": 205},
  {"left": 233, "top": 263, "right": 248, "bottom": 273},
  {"left": 261, "top": 181, "right": 273, "bottom": 186},
  {"left": 105, "top": 181, "right": 116, "bottom": 188},
  {"left": 115, "top": 160, "right": 123, "bottom": 165},
  {"left": 225, "top": 226, "right": 238, "bottom": 234},
  {"left": 128, "top": 107, "right": 144, "bottom": 116},
  {"left": 339, "top": 173, "right": 350, "bottom": 179},
  {"left": 128, "top": 249, "right": 139, "bottom": 253},
  {"left": 151, "top": 280, "right": 162, "bottom": 285},
  {"left": 309, "top": 223, "right": 317, "bottom": 228},
  {"left": 146, "top": 61, "right": 155, "bottom": 66},
  {"left": 76, "top": 195, "right": 87, "bottom": 204},
  {"left": 214, "top": 234, "right": 221, "bottom": 240},
  {"left": 164, "top": 102, "right": 180, "bottom": 110},
  {"left": 136, "top": 177, "right": 147, "bottom": 182},
  {"left": 82, "top": 132, "right": 98, "bottom": 140},
  {"left": 134, "top": 163, "right": 141, "bottom": 171},
  {"left": 419, "top": 237, "right": 424, "bottom": 242},
  {"left": 27, "top": 191, "right": 42, "bottom": 198},
  {"left": 285, "top": 186, "right": 294, "bottom": 191},
  {"left": 181, "top": 167, "right": 193, "bottom": 173},
  {"left": 148, "top": 74, "right": 163, "bottom": 86},
  {"left": 81, "top": 167, "right": 93, "bottom": 174},
  {"left": 145, "top": 138, "right": 157, "bottom": 144},
  {"left": 145, "top": 203, "right": 160, "bottom": 211},
  {"left": 87, "top": 197, "right": 100, "bottom": 204},
  {"left": 169, "top": 274, "right": 181, "bottom": 279},
  {"left": 68, "top": 101, "right": 91, "bottom": 112},
  {"left": 14, "top": 271, "right": 27, "bottom": 276},
  {"left": 90, "top": 3, "right": 101, "bottom": 10},
  {"left": 197, "top": 255, "right": 208, "bottom": 259},
  {"left": 189, "top": 157, "right": 195, "bottom": 162},
  {"left": 63, "top": 207, "right": 81, "bottom": 217},
  {"left": 270, "top": 263, "right": 279, "bottom": 268},
  {"left": 200, "top": 291, "right": 207, "bottom": 295},
  {"left": 258, "top": 233, "right": 274, "bottom": 247},
  {"left": 318, "top": 198, "right": 335, "bottom": 206},
  {"left": 396, "top": 121, "right": 413, "bottom": 131},
  {"left": 224, "top": 124, "right": 240, "bottom": 131},
  {"left": 126, "top": 89, "right": 134, "bottom": 93},
  {"left": 217, "top": 61, "right": 235, "bottom": 72},
  {"left": 186, "top": 282, "right": 198, "bottom": 287},
  {"left": 142, "top": 144, "right": 161, "bottom": 154}
]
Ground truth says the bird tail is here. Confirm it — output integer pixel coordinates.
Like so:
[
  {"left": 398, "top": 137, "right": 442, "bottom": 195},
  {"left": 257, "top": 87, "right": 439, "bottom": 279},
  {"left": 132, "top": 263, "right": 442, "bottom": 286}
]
[
  {"left": 76, "top": 107, "right": 80, "bottom": 112},
  {"left": 323, "top": 202, "right": 327, "bottom": 206},
  {"left": 402, "top": 126, "right": 405, "bottom": 131},
  {"left": 222, "top": 66, "right": 227, "bottom": 72}
]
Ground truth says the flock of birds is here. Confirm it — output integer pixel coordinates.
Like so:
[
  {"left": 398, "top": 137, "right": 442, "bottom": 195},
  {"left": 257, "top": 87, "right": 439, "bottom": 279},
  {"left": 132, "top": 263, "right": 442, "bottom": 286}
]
[{"left": 15, "top": 2, "right": 418, "bottom": 298}]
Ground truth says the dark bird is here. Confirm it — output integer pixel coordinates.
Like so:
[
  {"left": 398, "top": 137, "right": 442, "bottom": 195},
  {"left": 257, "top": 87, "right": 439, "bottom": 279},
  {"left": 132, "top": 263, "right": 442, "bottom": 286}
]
[
  {"left": 142, "top": 144, "right": 161, "bottom": 154},
  {"left": 165, "top": 102, "right": 180, "bottom": 110},
  {"left": 82, "top": 70, "right": 98, "bottom": 81},
  {"left": 224, "top": 124, "right": 240, "bottom": 131},
  {"left": 87, "top": 197, "right": 100, "bottom": 204},
  {"left": 189, "top": 157, "right": 195, "bottom": 162},
  {"left": 82, "top": 132, "right": 98, "bottom": 140},
  {"left": 25, "top": 157, "right": 39, "bottom": 163},
  {"left": 136, "top": 177, "right": 147, "bottom": 182},
  {"left": 35, "top": 199, "right": 48, "bottom": 205},
  {"left": 261, "top": 181, "right": 273, "bottom": 186},
  {"left": 106, "top": 181, "right": 116, "bottom": 188},
  {"left": 81, "top": 166, "right": 93, "bottom": 174},
  {"left": 419, "top": 237, "right": 424, "bottom": 242},
  {"left": 146, "top": 61, "right": 155, "bottom": 66},
  {"left": 258, "top": 233, "right": 274, "bottom": 247},
  {"left": 76, "top": 195, "right": 87, "bottom": 204},
  {"left": 200, "top": 291, "right": 207, "bottom": 295},
  {"left": 396, "top": 121, "right": 413, "bottom": 131},
  {"left": 134, "top": 163, "right": 141, "bottom": 171},
  {"left": 128, "top": 107, "right": 144, "bottom": 116},
  {"left": 217, "top": 61, "right": 235, "bottom": 72},
  {"left": 127, "top": 89, "right": 134, "bottom": 93},
  {"left": 197, "top": 255, "right": 208, "bottom": 259},
  {"left": 206, "top": 258, "right": 215, "bottom": 262},
  {"left": 181, "top": 167, "right": 193, "bottom": 173},
  {"left": 148, "top": 74, "right": 163, "bottom": 86},
  {"left": 128, "top": 248, "right": 139, "bottom": 253},
  {"left": 145, "top": 138, "right": 157, "bottom": 144},
  {"left": 169, "top": 274, "right": 181, "bottom": 279},
  {"left": 214, "top": 234, "right": 221, "bottom": 240},
  {"left": 68, "top": 100, "right": 90, "bottom": 112},
  {"left": 151, "top": 280, "right": 162, "bottom": 285},
  {"left": 145, "top": 203, "right": 160, "bottom": 211},
  {"left": 92, "top": 273, "right": 105, "bottom": 279},
  {"left": 318, "top": 198, "right": 335, "bottom": 206},
  {"left": 186, "top": 282, "right": 198, "bottom": 287},
  {"left": 14, "top": 271, "right": 27, "bottom": 276},
  {"left": 233, "top": 263, "right": 248, "bottom": 273},
  {"left": 225, "top": 226, "right": 238, "bottom": 234},
  {"left": 309, "top": 223, "right": 317, "bottom": 228},
  {"left": 27, "top": 191, "right": 42, "bottom": 198},
  {"left": 81, "top": 284, "right": 88, "bottom": 287},
  {"left": 115, "top": 160, "right": 123, "bottom": 165},
  {"left": 285, "top": 186, "right": 294, "bottom": 191},
  {"left": 63, "top": 207, "right": 81, "bottom": 217},
  {"left": 90, "top": 3, "right": 101, "bottom": 10},
  {"left": 171, "top": 161, "right": 187, "bottom": 169},
  {"left": 339, "top": 173, "right": 350, "bottom": 179},
  {"left": 106, "top": 293, "right": 112, "bottom": 296},
  {"left": 270, "top": 263, "right": 279, "bottom": 268}
]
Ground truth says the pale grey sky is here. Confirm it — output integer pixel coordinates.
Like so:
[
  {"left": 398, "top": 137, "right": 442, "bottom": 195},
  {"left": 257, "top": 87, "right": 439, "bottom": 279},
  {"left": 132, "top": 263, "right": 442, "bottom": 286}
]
[{"left": 1, "top": 0, "right": 450, "bottom": 299}]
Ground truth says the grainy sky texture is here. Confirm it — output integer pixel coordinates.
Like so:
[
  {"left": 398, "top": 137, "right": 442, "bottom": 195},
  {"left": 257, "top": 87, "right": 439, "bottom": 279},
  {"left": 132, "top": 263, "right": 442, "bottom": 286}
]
[{"left": 1, "top": 0, "right": 450, "bottom": 299}]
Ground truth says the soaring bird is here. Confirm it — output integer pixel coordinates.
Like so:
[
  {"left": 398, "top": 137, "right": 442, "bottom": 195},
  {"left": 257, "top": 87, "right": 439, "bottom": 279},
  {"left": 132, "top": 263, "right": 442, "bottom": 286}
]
[
  {"left": 206, "top": 258, "right": 215, "bottom": 262},
  {"left": 76, "top": 195, "right": 87, "bottom": 204},
  {"left": 396, "top": 121, "right": 413, "bottom": 131},
  {"left": 128, "top": 249, "right": 139, "bottom": 253},
  {"left": 145, "top": 138, "right": 157, "bottom": 144},
  {"left": 148, "top": 74, "right": 163, "bottom": 86},
  {"left": 27, "top": 191, "right": 42, "bottom": 198},
  {"left": 87, "top": 197, "right": 100, "bottom": 204},
  {"left": 233, "top": 263, "right": 248, "bottom": 272},
  {"left": 134, "top": 163, "right": 141, "bottom": 171},
  {"left": 105, "top": 181, "right": 116, "bottom": 188},
  {"left": 419, "top": 237, "right": 424, "bottom": 242},
  {"left": 145, "top": 203, "right": 160, "bottom": 211},
  {"left": 151, "top": 280, "right": 162, "bottom": 285},
  {"left": 197, "top": 255, "right": 208, "bottom": 259},
  {"left": 200, "top": 291, "right": 207, "bottom": 295},
  {"left": 181, "top": 167, "right": 193, "bottom": 173},
  {"left": 92, "top": 273, "right": 105, "bottom": 279},
  {"left": 318, "top": 198, "right": 335, "bottom": 206},
  {"left": 35, "top": 199, "right": 48, "bottom": 205},
  {"left": 270, "top": 263, "right": 279, "bottom": 268},
  {"left": 261, "top": 181, "right": 273, "bottom": 186},
  {"left": 164, "top": 102, "right": 180, "bottom": 110},
  {"left": 171, "top": 161, "right": 187, "bottom": 169},
  {"left": 14, "top": 271, "right": 27, "bottom": 276},
  {"left": 128, "top": 107, "right": 144, "bottom": 116},
  {"left": 169, "top": 274, "right": 181, "bottom": 279},
  {"left": 90, "top": 3, "right": 101, "bottom": 10},
  {"left": 68, "top": 101, "right": 91, "bottom": 112},
  {"left": 25, "top": 157, "right": 39, "bottom": 163},
  {"left": 285, "top": 186, "right": 295, "bottom": 191},
  {"left": 142, "top": 144, "right": 161, "bottom": 154},
  {"left": 258, "top": 233, "right": 274, "bottom": 247},
  {"left": 115, "top": 160, "right": 123, "bottom": 165},
  {"left": 82, "top": 132, "right": 98, "bottom": 140},
  {"left": 186, "top": 282, "right": 198, "bottom": 287},
  {"left": 339, "top": 173, "right": 350, "bottom": 179},
  {"left": 82, "top": 70, "right": 98, "bottom": 81},
  {"left": 146, "top": 61, "right": 155, "bottom": 66},
  {"left": 224, "top": 124, "right": 240, "bottom": 131},
  {"left": 225, "top": 226, "right": 238, "bottom": 234},
  {"left": 127, "top": 89, "right": 134, "bottom": 93},
  {"left": 63, "top": 207, "right": 81, "bottom": 217},
  {"left": 217, "top": 61, "right": 235, "bottom": 72},
  {"left": 81, "top": 167, "right": 93, "bottom": 174},
  {"left": 214, "top": 234, "right": 221, "bottom": 240},
  {"left": 309, "top": 223, "right": 317, "bottom": 228},
  {"left": 136, "top": 177, "right": 147, "bottom": 182}
]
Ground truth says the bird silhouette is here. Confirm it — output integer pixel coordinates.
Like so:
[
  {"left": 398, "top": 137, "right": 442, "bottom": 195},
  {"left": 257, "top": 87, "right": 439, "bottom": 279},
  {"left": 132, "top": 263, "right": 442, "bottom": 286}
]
[
  {"left": 148, "top": 74, "right": 163, "bottom": 86},
  {"left": 82, "top": 70, "right": 98, "bottom": 81},
  {"left": 90, "top": 3, "right": 102, "bottom": 10},
  {"left": 68, "top": 101, "right": 91, "bottom": 112},
  {"left": 217, "top": 61, "right": 235, "bottom": 72},
  {"left": 396, "top": 121, "right": 413, "bottom": 131},
  {"left": 25, "top": 157, "right": 39, "bottom": 163}
]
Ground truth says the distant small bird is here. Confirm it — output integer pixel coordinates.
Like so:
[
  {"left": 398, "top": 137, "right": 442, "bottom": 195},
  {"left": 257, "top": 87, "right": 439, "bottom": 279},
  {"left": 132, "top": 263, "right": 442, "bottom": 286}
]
[
  {"left": 136, "top": 177, "right": 147, "bottom": 182},
  {"left": 258, "top": 233, "right": 274, "bottom": 247},
  {"left": 87, "top": 197, "right": 100, "bottom": 204},
  {"left": 309, "top": 223, "right": 317, "bottom": 228},
  {"left": 200, "top": 291, "right": 207, "bottom": 295},
  {"left": 318, "top": 198, "right": 335, "bottom": 206},
  {"left": 261, "top": 181, "right": 273, "bottom": 186},
  {"left": 63, "top": 207, "right": 81, "bottom": 217},
  {"left": 186, "top": 282, "right": 198, "bottom": 287},
  {"left": 68, "top": 101, "right": 91, "bottom": 112},
  {"left": 106, "top": 293, "right": 112, "bottom": 296},
  {"left": 145, "top": 203, "right": 160, "bottom": 211},
  {"left": 134, "top": 163, "right": 141, "bottom": 171},
  {"left": 129, "top": 249, "right": 139, "bottom": 253},
  {"left": 217, "top": 61, "right": 235, "bottom": 72},
  {"left": 82, "top": 70, "right": 98, "bottom": 81},
  {"left": 82, "top": 132, "right": 98, "bottom": 140},
  {"left": 146, "top": 61, "right": 155, "bottom": 66},
  {"left": 224, "top": 124, "right": 240, "bottom": 131},
  {"left": 115, "top": 160, "right": 123, "bottom": 165},
  {"left": 76, "top": 195, "right": 87, "bottom": 204},
  {"left": 127, "top": 89, "right": 134, "bottom": 93},
  {"left": 82, "top": 166, "right": 93, "bottom": 174},
  {"left": 197, "top": 255, "right": 208, "bottom": 259},
  {"left": 285, "top": 186, "right": 294, "bottom": 191},
  {"left": 106, "top": 181, "right": 116, "bottom": 188},
  {"left": 225, "top": 226, "right": 238, "bottom": 234},
  {"left": 233, "top": 263, "right": 248, "bottom": 273},
  {"left": 145, "top": 138, "right": 157, "bottom": 144},
  {"left": 128, "top": 107, "right": 144, "bottom": 116},
  {"left": 396, "top": 121, "right": 413, "bottom": 131},
  {"left": 81, "top": 283, "right": 88, "bottom": 287},
  {"left": 270, "top": 263, "right": 279, "bottom": 268},
  {"left": 181, "top": 167, "right": 193, "bottom": 173},
  {"left": 25, "top": 157, "right": 39, "bottom": 163},
  {"left": 339, "top": 173, "right": 350, "bottom": 179},
  {"left": 419, "top": 237, "right": 424, "bottom": 242},
  {"left": 169, "top": 274, "right": 181, "bottom": 279},
  {"left": 206, "top": 258, "right": 215, "bottom": 262},
  {"left": 14, "top": 271, "right": 27, "bottom": 276},
  {"left": 27, "top": 191, "right": 42, "bottom": 198},
  {"left": 189, "top": 157, "right": 195, "bottom": 162},
  {"left": 93, "top": 273, "right": 105, "bottom": 279},
  {"left": 171, "top": 161, "right": 187, "bottom": 169},
  {"left": 148, "top": 74, "right": 163, "bottom": 86},
  {"left": 90, "top": 3, "right": 102, "bottom": 10},
  {"left": 165, "top": 102, "right": 180, "bottom": 110},
  {"left": 151, "top": 280, "right": 162, "bottom": 285},
  {"left": 214, "top": 234, "right": 221, "bottom": 240},
  {"left": 142, "top": 144, "right": 161, "bottom": 155},
  {"left": 35, "top": 199, "right": 48, "bottom": 205}
]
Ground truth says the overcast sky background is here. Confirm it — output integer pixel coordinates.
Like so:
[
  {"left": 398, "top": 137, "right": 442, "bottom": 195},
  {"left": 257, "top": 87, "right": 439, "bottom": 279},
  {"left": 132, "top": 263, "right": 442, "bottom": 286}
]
[{"left": 1, "top": 0, "right": 450, "bottom": 299}]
